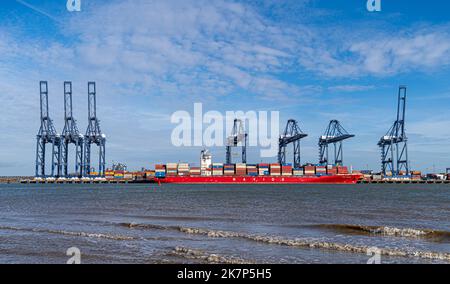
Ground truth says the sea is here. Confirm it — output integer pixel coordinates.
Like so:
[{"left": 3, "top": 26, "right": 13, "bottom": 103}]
[{"left": 0, "top": 183, "right": 448, "bottom": 264}]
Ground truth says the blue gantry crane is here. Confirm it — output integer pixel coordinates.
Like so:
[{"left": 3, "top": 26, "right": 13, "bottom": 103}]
[
  {"left": 226, "top": 119, "right": 248, "bottom": 164},
  {"left": 278, "top": 119, "right": 308, "bottom": 169},
  {"left": 83, "top": 82, "right": 106, "bottom": 177},
  {"left": 61, "top": 82, "right": 84, "bottom": 177},
  {"left": 378, "top": 86, "right": 409, "bottom": 176},
  {"left": 319, "top": 120, "right": 355, "bottom": 166},
  {"left": 35, "top": 81, "right": 62, "bottom": 177}
]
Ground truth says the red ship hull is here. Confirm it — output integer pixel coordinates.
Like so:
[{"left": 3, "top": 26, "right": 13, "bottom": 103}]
[{"left": 153, "top": 174, "right": 362, "bottom": 184}]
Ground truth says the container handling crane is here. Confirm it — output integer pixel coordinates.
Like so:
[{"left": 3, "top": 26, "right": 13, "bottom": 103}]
[
  {"left": 35, "top": 81, "right": 62, "bottom": 177},
  {"left": 319, "top": 120, "right": 354, "bottom": 166},
  {"left": 278, "top": 119, "right": 307, "bottom": 169},
  {"left": 61, "top": 82, "right": 84, "bottom": 177},
  {"left": 83, "top": 82, "right": 106, "bottom": 177},
  {"left": 378, "top": 86, "right": 409, "bottom": 177},
  {"left": 226, "top": 119, "right": 247, "bottom": 164}
]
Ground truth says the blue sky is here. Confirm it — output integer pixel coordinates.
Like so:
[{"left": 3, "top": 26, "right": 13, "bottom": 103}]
[{"left": 1, "top": 0, "right": 450, "bottom": 175}]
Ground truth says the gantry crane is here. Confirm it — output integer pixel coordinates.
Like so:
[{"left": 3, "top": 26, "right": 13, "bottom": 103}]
[
  {"left": 83, "top": 82, "right": 106, "bottom": 177},
  {"left": 226, "top": 119, "right": 247, "bottom": 164},
  {"left": 61, "top": 82, "right": 84, "bottom": 177},
  {"left": 319, "top": 120, "right": 354, "bottom": 166},
  {"left": 35, "top": 81, "right": 62, "bottom": 177},
  {"left": 278, "top": 119, "right": 307, "bottom": 169},
  {"left": 378, "top": 86, "right": 409, "bottom": 176}
]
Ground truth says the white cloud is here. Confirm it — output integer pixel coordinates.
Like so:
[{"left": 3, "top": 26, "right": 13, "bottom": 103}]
[
  {"left": 328, "top": 85, "right": 375, "bottom": 92},
  {"left": 294, "top": 24, "right": 450, "bottom": 77},
  {"left": 349, "top": 30, "right": 450, "bottom": 75},
  {"left": 408, "top": 119, "right": 450, "bottom": 140},
  {"left": 5, "top": 1, "right": 450, "bottom": 96}
]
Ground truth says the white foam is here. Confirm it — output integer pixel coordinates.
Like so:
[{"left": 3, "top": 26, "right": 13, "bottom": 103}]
[
  {"left": 177, "top": 226, "right": 450, "bottom": 261},
  {"left": 0, "top": 225, "right": 135, "bottom": 240},
  {"left": 171, "top": 246, "right": 253, "bottom": 264}
]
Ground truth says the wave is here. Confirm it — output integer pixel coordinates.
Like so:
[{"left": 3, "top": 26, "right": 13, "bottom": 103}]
[
  {"left": 125, "top": 214, "right": 236, "bottom": 222},
  {"left": 119, "top": 222, "right": 450, "bottom": 261},
  {"left": 119, "top": 222, "right": 171, "bottom": 231},
  {"left": 0, "top": 225, "right": 135, "bottom": 241},
  {"left": 177, "top": 227, "right": 450, "bottom": 261},
  {"left": 312, "top": 224, "right": 450, "bottom": 240},
  {"left": 169, "top": 246, "right": 254, "bottom": 264}
]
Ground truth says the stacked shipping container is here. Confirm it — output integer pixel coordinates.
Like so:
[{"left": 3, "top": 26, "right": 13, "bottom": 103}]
[
  {"left": 337, "top": 166, "right": 349, "bottom": 174},
  {"left": 315, "top": 166, "right": 327, "bottom": 176},
  {"left": 152, "top": 163, "right": 355, "bottom": 179},
  {"left": 177, "top": 163, "right": 190, "bottom": 176},
  {"left": 247, "top": 164, "right": 258, "bottom": 176},
  {"left": 258, "top": 164, "right": 269, "bottom": 176},
  {"left": 236, "top": 163, "right": 247, "bottom": 176},
  {"left": 411, "top": 171, "right": 422, "bottom": 180},
  {"left": 114, "top": 170, "right": 124, "bottom": 179},
  {"left": 105, "top": 170, "right": 114, "bottom": 180},
  {"left": 134, "top": 172, "right": 145, "bottom": 181},
  {"left": 282, "top": 164, "right": 293, "bottom": 176},
  {"left": 293, "top": 168, "right": 304, "bottom": 176},
  {"left": 270, "top": 164, "right": 281, "bottom": 176},
  {"left": 155, "top": 165, "right": 166, "bottom": 178},
  {"left": 327, "top": 165, "right": 337, "bottom": 175},
  {"left": 212, "top": 163, "right": 224, "bottom": 176},
  {"left": 189, "top": 167, "right": 201, "bottom": 176},
  {"left": 166, "top": 163, "right": 178, "bottom": 176},
  {"left": 304, "top": 166, "right": 315, "bottom": 176},
  {"left": 201, "top": 166, "right": 211, "bottom": 176},
  {"left": 224, "top": 164, "right": 235, "bottom": 176}
]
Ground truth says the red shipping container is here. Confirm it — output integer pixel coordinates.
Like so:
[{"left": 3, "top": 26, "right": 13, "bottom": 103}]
[
  {"left": 337, "top": 166, "right": 349, "bottom": 174},
  {"left": 327, "top": 167, "right": 338, "bottom": 175}
]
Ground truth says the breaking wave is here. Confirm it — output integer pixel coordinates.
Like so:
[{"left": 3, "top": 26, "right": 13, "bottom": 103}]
[
  {"left": 312, "top": 224, "right": 450, "bottom": 240},
  {"left": 120, "top": 222, "right": 450, "bottom": 261},
  {"left": 169, "top": 247, "right": 254, "bottom": 264},
  {"left": 178, "top": 227, "right": 450, "bottom": 261},
  {"left": 0, "top": 225, "right": 135, "bottom": 241}
]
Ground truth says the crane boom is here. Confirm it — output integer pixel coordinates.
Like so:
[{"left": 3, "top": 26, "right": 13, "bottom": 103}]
[{"left": 278, "top": 119, "right": 307, "bottom": 169}]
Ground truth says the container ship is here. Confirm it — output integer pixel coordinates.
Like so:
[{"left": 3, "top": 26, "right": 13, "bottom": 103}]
[
  {"left": 152, "top": 174, "right": 361, "bottom": 184},
  {"left": 150, "top": 151, "right": 362, "bottom": 185}
]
